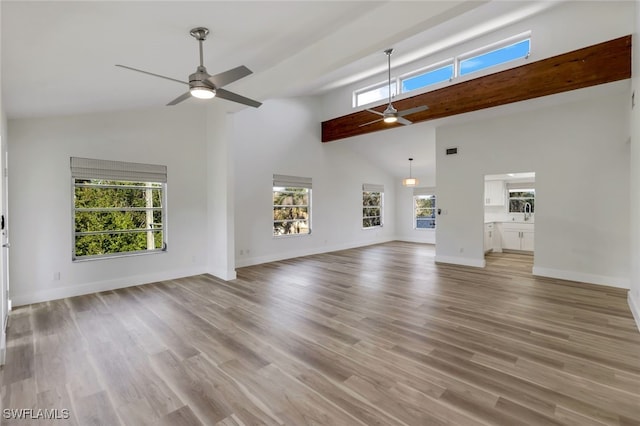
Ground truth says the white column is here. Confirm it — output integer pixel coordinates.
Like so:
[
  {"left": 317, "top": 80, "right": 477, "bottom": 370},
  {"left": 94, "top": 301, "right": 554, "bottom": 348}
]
[{"left": 205, "top": 104, "right": 236, "bottom": 280}]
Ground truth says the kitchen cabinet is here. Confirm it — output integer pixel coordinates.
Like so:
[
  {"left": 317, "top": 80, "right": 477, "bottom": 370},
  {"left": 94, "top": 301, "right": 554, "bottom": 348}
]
[
  {"left": 484, "top": 180, "right": 505, "bottom": 206},
  {"left": 484, "top": 223, "right": 494, "bottom": 253},
  {"left": 500, "top": 223, "right": 534, "bottom": 252},
  {"left": 521, "top": 229, "right": 535, "bottom": 251}
]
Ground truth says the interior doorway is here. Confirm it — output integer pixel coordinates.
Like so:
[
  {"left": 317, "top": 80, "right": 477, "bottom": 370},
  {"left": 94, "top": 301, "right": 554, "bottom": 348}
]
[{"left": 483, "top": 172, "right": 535, "bottom": 266}]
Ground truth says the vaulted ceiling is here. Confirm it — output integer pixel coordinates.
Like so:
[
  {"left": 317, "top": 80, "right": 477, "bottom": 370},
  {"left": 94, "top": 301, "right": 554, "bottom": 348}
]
[{"left": 1, "top": 0, "right": 484, "bottom": 119}]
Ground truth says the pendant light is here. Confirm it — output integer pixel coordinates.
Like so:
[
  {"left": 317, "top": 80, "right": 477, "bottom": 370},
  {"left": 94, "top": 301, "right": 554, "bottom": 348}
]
[{"left": 402, "top": 158, "right": 419, "bottom": 187}]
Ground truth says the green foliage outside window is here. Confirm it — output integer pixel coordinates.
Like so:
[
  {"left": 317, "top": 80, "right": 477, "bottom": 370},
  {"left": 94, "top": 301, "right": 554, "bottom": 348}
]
[
  {"left": 74, "top": 179, "right": 165, "bottom": 258},
  {"left": 415, "top": 195, "right": 436, "bottom": 229},
  {"left": 273, "top": 187, "right": 310, "bottom": 236},
  {"left": 363, "top": 191, "right": 382, "bottom": 228},
  {"left": 508, "top": 190, "right": 535, "bottom": 213}
]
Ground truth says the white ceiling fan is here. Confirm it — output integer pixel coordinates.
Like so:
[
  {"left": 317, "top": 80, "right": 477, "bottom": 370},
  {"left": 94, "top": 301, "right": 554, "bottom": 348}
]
[
  {"left": 116, "top": 27, "right": 261, "bottom": 108},
  {"left": 360, "top": 48, "right": 427, "bottom": 127}
]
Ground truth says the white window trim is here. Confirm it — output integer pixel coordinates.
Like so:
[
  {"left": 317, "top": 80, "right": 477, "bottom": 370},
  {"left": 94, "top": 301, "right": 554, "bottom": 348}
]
[
  {"left": 70, "top": 157, "right": 168, "bottom": 262},
  {"left": 362, "top": 184, "right": 384, "bottom": 229},
  {"left": 353, "top": 79, "right": 398, "bottom": 108},
  {"left": 353, "top": 31, "right": 532, "bottom": 107},
  {"left": 457, "top": 31, "right": 531, "bottom": 63},
  {"left": 456, "top": 33, "right": 531, "bottom": 81},
  {"left": 400, "top": 58, "right": 455, "bottom": 94},
  {"left": 273, "top": 174, "right": 312, "bottom": 238},
  {"left": 413, "top": 193, "right": 436, "bottom": 231},
  {"left": 508, "top": 188, "right": 535, "bottom": 213}
]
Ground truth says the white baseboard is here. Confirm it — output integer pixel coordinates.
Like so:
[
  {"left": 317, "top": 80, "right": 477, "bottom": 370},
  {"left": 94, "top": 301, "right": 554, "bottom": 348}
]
[
  {"left": 532, "top": 266, "right": 629, "bottom": 289},
  {"left": 0, "top": 329, "right": 5, "bottom": 365},
  {"left": 208, "top": 267, "right": 237, "bottom": 281},
  {"left": 395, "top": 236, "right": 436, "bottom": 245},
  {"left": 235, "top": 238, "right": 395, "bottom": 268},
  {"left": 434, "top": 255, "right": 485, "bottom": 268},
  {"left": 629, "top": 291, "right": 640, "bottom": 333},
  {"left": 11, "top": 266, "right": 209, "bottom": 307}
]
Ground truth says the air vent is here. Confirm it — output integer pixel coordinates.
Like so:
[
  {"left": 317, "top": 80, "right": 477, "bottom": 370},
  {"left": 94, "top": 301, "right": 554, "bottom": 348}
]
[{"left": 446, "top": 147, "right": 458, "bottom": 155}]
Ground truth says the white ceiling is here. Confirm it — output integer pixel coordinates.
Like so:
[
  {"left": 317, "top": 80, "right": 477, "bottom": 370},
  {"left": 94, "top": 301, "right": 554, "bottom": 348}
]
[
  {"left": 1, "top": 0, "right": 486, "bottom": 119},
  {"left": 1, "top": 1, "right": 630, "bottom": 181}
]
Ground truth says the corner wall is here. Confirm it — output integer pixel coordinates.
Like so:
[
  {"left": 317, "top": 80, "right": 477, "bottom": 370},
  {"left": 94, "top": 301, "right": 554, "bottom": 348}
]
[
  {"left": 233, "top": 97, "right": 396, "bottom": 267},
  {"left": 0, "top": 0, "right": 5, "bottom": 361},
  {"left": 436, "top": 91, "right": 630, "bottom": 286},
  {"left": 629, "top": 0, "right": 640, "bottom": 329},
  {"left": 8, "top": 106, "right": 210, "bottom": 305},
  {"left": 206, "top": 104, "right": 236, "bottom": 280}
]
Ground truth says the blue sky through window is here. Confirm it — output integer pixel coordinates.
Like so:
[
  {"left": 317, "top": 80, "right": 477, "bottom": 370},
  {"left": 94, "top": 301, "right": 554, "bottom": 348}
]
[
  {"left": 402, "top": 64, "right": 454, "bottom": 93},
  {"left": 460, "top": 39, "right": 530, "bottom": 76}
]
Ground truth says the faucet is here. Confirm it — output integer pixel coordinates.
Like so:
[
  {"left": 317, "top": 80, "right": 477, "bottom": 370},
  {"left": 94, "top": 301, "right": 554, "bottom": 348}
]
[{"left": 523, "top": 202, "right": 532, "bottom": 221}]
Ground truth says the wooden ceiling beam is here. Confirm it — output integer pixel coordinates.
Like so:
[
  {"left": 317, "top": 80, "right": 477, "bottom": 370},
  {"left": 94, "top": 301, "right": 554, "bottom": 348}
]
[{"left": 321, "top": 35, "right": 631, "bottom": 143}]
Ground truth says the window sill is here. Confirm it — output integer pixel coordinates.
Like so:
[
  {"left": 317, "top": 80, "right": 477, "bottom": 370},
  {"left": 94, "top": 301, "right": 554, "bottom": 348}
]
[
  {"left": 273, "top": 233, "right": 312, "bottom": 239},
  {"left": 73, "top": 248, "right": 166, "bottom": 262}
]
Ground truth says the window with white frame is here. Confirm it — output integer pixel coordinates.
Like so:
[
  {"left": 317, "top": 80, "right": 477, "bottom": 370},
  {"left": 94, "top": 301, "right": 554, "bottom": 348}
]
[
  {"left": 353, "top": 82, "right": 397, "bottom": 108},
  {"left": 459, "top": 37, "right": 530, "bottom": 77},
  {"left": 508, "top": 188, "right": 535, "bottom": 213},
  {"left": 71, "top": 157, "right": 167, "bottom": 260},
  {"left": 401, "top": 61, "right": 454, "bottom": 93},
  {"left": 413, "top": 188, "right": 436, "bottom": 229},
  {"left": 273, "top": 174, "right": 312, "bottom": 236},
  {"left": 362, "top": 184, "right": 383, "bottom": 228},
  {"left": 354, "top": 33, "right": 531, "bottom": 103}
]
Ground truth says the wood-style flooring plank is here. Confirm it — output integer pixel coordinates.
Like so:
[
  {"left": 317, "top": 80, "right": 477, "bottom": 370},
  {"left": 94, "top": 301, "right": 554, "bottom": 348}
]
[{"left": 1, "top": 242, "right": 639, "bottom": 425}]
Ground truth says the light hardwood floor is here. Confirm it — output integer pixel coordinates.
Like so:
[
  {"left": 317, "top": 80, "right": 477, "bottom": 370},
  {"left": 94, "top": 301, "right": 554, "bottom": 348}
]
[{"left": 1, "top": 242, "right": 639, "bottom": 425}]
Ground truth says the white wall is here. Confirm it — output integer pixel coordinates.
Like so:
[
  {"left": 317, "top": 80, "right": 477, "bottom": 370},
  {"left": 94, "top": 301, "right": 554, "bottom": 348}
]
[
  {"left": 233, "top": 97, "right": 396, "bottom": 267},
  {"left": 436, "top": 92, "right": 630, "bottom": 287},
  {"left": 206, "top": 105, "right": 236, "bottom": 280},
  {"left": 320, "top": 1, "right": 635, "bottom": 121},
  {"left": 8, "top": 106, "right": 210, "bottom": 305},
  {"left": 0, "top": 0, "right": 5, "bottom": 361},
  {"left": 629, "top": 0, "right": 640, "bottom": 329},
  {"left": 0, "top": 110, "right": 5, "bottom": 365}
]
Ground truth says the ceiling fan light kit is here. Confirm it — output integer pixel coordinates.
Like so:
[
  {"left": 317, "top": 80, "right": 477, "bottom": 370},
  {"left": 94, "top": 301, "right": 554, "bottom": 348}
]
[
  {"left": 360, "top": 48, "right": 428, "bottom": 127},
  {"left": 116, "top": 27, "right": 261, "bottom": 108},
  {"left": 190, "top": 87, "right": 215, "bottom": 99}
]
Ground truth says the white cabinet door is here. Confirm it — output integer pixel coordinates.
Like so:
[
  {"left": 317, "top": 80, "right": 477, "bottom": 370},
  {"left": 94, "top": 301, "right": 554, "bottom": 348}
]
[
  {"left": 521, "top": 230, "right": 535, "bottom": 251},
  {"left": 484, "top": 229, "right": 489, "bottom": 252},
  {"left": 501, "top": 229, "right": 521, "bottom": 250},
  {"left": 484, "top": 180, "right": 505, "bottom": 206},
  {"left": 484, "top": 224, "right": 493, "bottom": 252}
]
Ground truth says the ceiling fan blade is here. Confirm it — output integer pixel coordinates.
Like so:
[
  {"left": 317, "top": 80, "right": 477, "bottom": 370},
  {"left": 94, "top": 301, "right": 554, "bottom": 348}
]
[
  {"left": 365, "top": 108, "right": 385, "bottom": 117},
  {"left": 359, "top": 118, "right": 384, "bottom": 127},
  {"left": 215, "top": 88, "right": 262, "bottom": 108},
  {"left": 398, "top": 105, "right": 428, "bottom": 117},
  {"left": 116, "top": 64, "right": 188, "bottom": 85},
  {"left": 167, "top": 91, "right": 192, "bottom": 106},
  {"left": 397, "top": 117, "right": 413, "bottom": 126},
  {"left": 207, "top": 65, "right": 253, "bottom": 88}
]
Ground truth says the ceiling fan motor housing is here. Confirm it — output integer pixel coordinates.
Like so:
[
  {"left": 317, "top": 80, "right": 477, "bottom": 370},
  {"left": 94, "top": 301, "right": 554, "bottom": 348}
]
[{"left": 189, "top": 66, "right": 215, "bottom": 92}]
